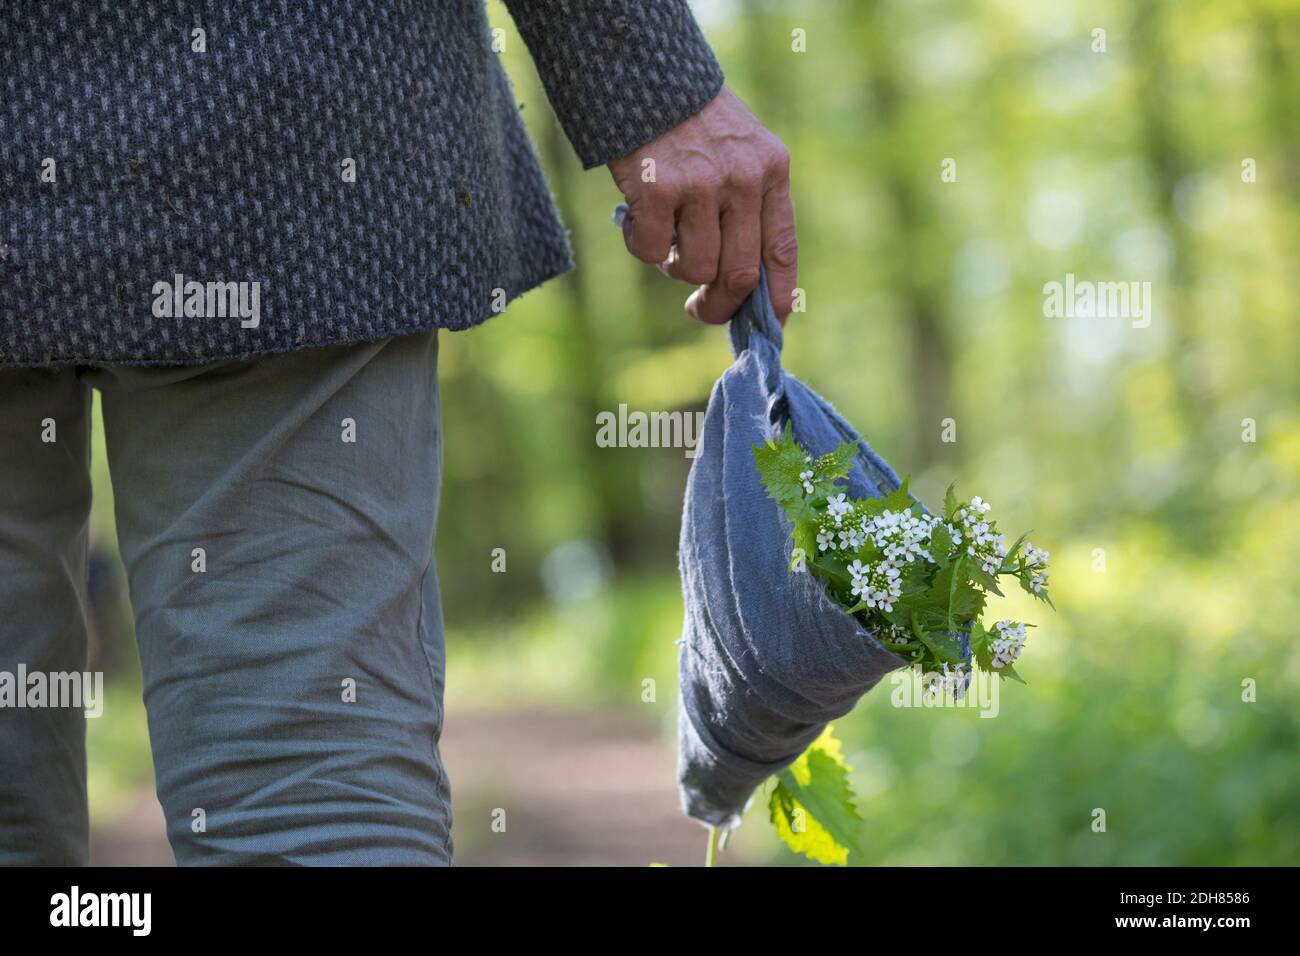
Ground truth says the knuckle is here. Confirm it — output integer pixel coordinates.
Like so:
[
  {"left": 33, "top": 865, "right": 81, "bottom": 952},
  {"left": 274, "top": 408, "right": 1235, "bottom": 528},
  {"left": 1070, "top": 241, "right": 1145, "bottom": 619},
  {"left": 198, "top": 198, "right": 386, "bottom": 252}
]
[
  {"left": 767, "top": 231, "right": 799, "bottom": 269},
  {"left": 766, "top": 140, "right": 792, "bottom": 177},
  {"left": 681, "top": 264, "right": 716, "bottom": 285},
  {"left": 684, "top": 166, "right": 724, "bottom": 202},
  {"left": 721, "top": 265, "right": 760, "bottom": 296},
  {"left": 725, "top": 159, "right": 765, "bottom": 192}
]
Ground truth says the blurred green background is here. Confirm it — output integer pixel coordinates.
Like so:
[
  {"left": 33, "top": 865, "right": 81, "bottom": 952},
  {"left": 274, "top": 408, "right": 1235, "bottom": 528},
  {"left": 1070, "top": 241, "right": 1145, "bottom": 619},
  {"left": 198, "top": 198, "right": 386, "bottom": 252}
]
[{"left": 83, "top": 0, "right": 1299, "bottom": 865}]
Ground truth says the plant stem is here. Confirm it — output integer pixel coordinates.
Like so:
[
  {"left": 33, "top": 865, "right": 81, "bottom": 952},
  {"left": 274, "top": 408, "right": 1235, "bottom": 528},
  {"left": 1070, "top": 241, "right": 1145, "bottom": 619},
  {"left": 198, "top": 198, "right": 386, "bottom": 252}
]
[{"left": 705, "top": 826, "right": 719, "bottom": 868}]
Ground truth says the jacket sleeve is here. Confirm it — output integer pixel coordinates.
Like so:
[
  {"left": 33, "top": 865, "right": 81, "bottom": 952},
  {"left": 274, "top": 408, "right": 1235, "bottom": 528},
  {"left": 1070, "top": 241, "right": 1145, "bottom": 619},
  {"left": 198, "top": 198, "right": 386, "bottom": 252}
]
[{"left": 501, "top": 0, "right": 725, "bottom": 169}]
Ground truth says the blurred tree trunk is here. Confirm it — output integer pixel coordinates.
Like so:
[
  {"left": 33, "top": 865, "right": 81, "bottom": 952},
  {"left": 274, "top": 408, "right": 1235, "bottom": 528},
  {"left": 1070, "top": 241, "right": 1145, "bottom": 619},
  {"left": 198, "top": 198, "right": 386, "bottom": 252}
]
[
  {"left": 740, "top": 0, "right": 782, "bottom": 124},
  {"left": 1131, "top": 0, "right": 1205, "bottom": 433},
  {"left": 1254, "top": 4, "right": 1300, "bottom": 272},
  {"left": 855, "top": 0, "right": 956, "bottom": 471},
  {"left": 541, "top": 115, "right": 638, "bottom": 563}
]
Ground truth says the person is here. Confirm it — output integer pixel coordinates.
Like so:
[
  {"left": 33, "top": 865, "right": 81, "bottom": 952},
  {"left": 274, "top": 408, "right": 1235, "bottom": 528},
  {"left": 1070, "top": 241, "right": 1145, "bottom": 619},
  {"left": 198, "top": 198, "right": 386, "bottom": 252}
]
[{"left": 0, "top": 0, "right": 796, "bottom": 865}]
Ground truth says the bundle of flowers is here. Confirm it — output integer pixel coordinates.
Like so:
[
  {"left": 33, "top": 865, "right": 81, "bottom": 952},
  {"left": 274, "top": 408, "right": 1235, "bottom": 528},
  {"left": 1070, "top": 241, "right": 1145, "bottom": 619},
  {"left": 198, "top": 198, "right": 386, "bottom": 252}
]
[
  {"left": 735, "top": 426, "right": 1056, "bottom": 866},
  {"left": 755, "top": 425, "right": 1053, "bottom": 695}
]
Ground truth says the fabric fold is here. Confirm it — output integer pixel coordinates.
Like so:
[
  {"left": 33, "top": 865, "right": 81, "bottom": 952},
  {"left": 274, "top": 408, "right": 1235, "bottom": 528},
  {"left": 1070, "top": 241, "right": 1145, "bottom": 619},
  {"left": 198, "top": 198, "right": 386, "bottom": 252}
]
[{"left": 676, "top": 266, "right": 909, "bottom": 826}]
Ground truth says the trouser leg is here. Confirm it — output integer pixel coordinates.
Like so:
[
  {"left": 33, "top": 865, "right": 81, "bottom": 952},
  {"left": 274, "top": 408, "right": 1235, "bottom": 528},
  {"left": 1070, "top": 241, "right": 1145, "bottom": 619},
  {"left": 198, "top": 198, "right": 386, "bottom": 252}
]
[
  {"left": 0, "top": 368, "right": 93, "bottom": 865},
  {"left": 88, "top": 331, "right": 451, "bottom": 865}
]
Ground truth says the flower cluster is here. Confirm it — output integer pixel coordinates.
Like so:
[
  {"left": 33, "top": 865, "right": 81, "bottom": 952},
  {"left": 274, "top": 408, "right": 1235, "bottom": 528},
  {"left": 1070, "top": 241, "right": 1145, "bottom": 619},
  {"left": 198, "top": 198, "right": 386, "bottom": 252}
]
[
  {"left": 925, "top": 662, "right": 972, "bottom": 701},
  {"left": 818, "top": 499, "right": 946, "bottom": 616},
  {"left": 847, "top": 558, "right": 901, "bottom": 612},
  {"left": 881, "top": 622, "right": 913, "bottom": 646},
  {"left": 753, "top": 426, "right": 1053, "bottom": 696},
  {"left": 954, "top": 496, "right": 1007, "bottom": 575},
  {"left": 864, "top": 508, "right": 939, "bottom": 565},
  {"left": 990, "top": 619, "right": 1028, "bottom": 669},
  {"left": 815, "top": 494, "right": 861, "bottom": 552},
  {"left": 1023, "top": 543, "right": 1050, "bottom": 594}
]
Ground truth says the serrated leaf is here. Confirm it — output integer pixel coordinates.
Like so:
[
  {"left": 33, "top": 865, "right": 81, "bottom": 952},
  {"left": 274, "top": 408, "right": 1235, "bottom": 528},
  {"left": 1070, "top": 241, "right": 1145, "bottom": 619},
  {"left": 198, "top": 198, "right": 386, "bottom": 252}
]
[
  {"left": 929, "top": 521, "right": 954, "bottom": 562},
  {"left": 998, "top": 660, "right": 1028, "bottom": 684},
  {"left": 752, "top": 424, "right": 812, "bottom": 520},
  {"left": 814, "top": 441, "right": 858, "bottom": 482},
  {"left": 768, "top": 727, "right": 862, "bottom": 866},
  {"left": 1018, "top": 573, "right": 1056, "bottom": 610},
  {"left": 1001, "top": 531, "right": 1030, "bottom": 569},
  {"left": 969, "top": 618, "right": 994, "bottom": 671},
  {"left": 793, "top": 518, "right": 819, "bottom": 566},
  {"left": 969, "top": 564, "right": 1004, "bottom": 596},
  {"left": 910, "top": 608, "right": 966, "bottom": 663},
  {"left": 812, "top": 553, "right": 852, "bottom": 587},
  {"left": 881, "top": 478, "right": 912, "bottom": 513},
  {"left": 944, "top": 483, "right": 958, "bottom": 520}
]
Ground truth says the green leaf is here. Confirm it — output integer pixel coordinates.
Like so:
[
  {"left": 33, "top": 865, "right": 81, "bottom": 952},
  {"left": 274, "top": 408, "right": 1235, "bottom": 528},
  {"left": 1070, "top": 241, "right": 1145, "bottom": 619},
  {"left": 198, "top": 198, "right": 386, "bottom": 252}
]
[
  {"left": 752, "top": 424, "right": 812, "bottom": 520},
  {"left": 793, "top": 518, "right": 819, "bottom": 566},
  {"left": 1001, "top": 531, "right": 1030, "bottom": 569},
  {"left": 918, "top": 558, "right": 985, "bottom": 635},
  {"left": 945, "top": 556, "right": 963, "bottom": 632},
  {"left": 943, "top": 483, "right": 958, "bottom": 520},
  {"left": 929, "top": 521, "right": 954, "bottom": 563},
  {"left": 1017, "top": 572, "right": 1057, "bottom": 610},
  {"left": 910, "top": 609, "right": 966, "bottom": 663},
  {"left": 812, "top": 553, "right": 852, "bottom": 586},
  {"left": 814, "top": 441, "right": 858, "bottom": 483},
  {"left": 881, "top": 478, "right": 912, "bottom": 513},
  {"left": 768, "top": 727, "right": 862, "bottom": 866},
  {"left": 969, "top": 618, "right": 994, "bottom": 671},
  {"left": 998, "top": 660, "right": 1028, "bottom": 684},
  {"left": 969, "top": 564, "right": 1004, "bottom": 596}
]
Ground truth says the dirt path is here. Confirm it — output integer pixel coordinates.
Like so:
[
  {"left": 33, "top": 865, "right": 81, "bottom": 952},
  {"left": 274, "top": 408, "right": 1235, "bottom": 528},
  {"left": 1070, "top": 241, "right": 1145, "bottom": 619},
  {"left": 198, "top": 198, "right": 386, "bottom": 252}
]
[{"left": 90, "top": 708, "right": 734, "bottom": 867}]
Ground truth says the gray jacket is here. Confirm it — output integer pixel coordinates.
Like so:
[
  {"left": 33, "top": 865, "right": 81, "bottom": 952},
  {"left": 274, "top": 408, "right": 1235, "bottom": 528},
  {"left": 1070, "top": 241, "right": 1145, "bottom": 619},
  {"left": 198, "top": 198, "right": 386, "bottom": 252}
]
[{"left": 0, "top": 0, "right": 724, "bottom": 367}]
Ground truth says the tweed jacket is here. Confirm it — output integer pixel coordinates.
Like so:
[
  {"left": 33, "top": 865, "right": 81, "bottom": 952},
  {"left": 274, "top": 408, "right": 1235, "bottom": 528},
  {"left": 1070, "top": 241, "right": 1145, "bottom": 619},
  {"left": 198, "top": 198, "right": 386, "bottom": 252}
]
[{"left": 0, "top": 0, "right": 724, "bottom": 367}]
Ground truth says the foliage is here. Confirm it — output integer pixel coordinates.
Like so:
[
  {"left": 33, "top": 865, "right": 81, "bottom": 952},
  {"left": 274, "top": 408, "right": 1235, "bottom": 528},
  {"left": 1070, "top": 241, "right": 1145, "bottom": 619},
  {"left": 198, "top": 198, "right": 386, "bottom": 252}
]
[{"left": 755, "top": 425, "right": 1053, "bottom": 692}]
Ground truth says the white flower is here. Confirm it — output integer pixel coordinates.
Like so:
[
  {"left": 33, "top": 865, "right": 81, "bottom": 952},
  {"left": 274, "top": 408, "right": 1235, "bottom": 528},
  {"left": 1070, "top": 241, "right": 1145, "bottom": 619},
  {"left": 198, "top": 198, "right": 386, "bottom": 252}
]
[
  {"left": 990, "top": 619, "right": 1028, "bottom": 669},
  {"left": 1024, "top": 543, "right": 1050, "bottom": 568},
  {"left": 838, "top": 527, "right": 863, "bottom": 550},
  {"left": 885, "top": 624, "right": 911, "bottom": 645},
  {"left": 798, "top": 469, "right": 815, "bottom": 494},
  {"left": 816, "top": 530, "right": 836, "bottom": 552},
  {"left": 953, "top": 497, "right": 1010, "bottom": 579},
  {"left": 925, "top": 663, "right": 970, "bottom": 701},
  {"left": 848, "top": 558, "right": 902, "bottom": 611},
  {"left": 942, "top": 663, "right": 971, "bottom": 700},
  {"left": 862, "top": 508, "right": 938, "bottom": 568},
  {"left": 826, "top": 493, "right": 852, "bottom": 518}
]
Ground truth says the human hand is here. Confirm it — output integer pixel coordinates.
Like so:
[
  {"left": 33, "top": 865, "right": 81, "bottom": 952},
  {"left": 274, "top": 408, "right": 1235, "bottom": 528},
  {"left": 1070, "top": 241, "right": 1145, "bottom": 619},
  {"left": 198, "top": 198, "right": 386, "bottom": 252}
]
[{"left": 607, "top": 86, "right": 797, "bottom": 325}]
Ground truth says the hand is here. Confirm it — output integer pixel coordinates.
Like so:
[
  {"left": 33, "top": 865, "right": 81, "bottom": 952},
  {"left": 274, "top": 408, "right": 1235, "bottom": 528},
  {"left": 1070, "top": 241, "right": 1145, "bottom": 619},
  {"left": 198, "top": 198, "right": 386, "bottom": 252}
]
[{"left": 607, "top": 86, "right": 797, "bottom": 326}]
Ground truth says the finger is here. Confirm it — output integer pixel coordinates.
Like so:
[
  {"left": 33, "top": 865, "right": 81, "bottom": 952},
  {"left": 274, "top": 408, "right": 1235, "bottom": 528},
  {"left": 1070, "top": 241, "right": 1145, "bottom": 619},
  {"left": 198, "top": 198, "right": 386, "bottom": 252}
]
[
  {"left": 620, "top": 196, "right": 675, "bottom": 265},
  {"left": 760, "top": 175, "right": 798, "bottom": 325},
  {"left": 686, "top": 199, "right": 761, "bottom": 325},
  {"left": 660, "top": 200, "right": 720, "bottom": 287}
]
